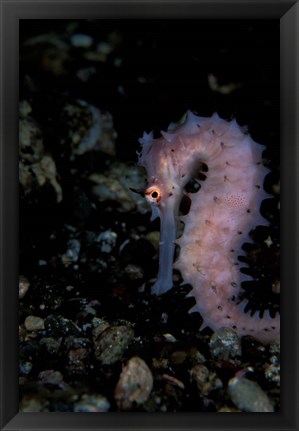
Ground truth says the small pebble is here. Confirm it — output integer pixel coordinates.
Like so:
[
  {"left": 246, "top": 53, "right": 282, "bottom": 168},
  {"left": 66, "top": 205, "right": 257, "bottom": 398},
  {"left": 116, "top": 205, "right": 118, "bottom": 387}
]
[
  {"left": 191, "top": 363, "right": 209, "bottom": 384},
  {"left": 163, "top": 333, "right": 177, "bottom": 343},
  {"left": 39, "top": 337, "right": 61, "bottom": 355},
  {"left": 209, "top": 327, "right": 241, "bottom": 360},
  {"left": 96, "top": 41, "right": 113, "bottom": 55},
  {"left": 265, "top": 345, "right": 280, "bottom": 386},
  {"left": 191, "top": 364, "right": 223, "bottom": 396},
  {"left": 160, "top": 313, "right": 168, "bottom": 324},
  {"left": 92, "top": 318, "right": 110, "bottom": 338},
  {"left": 95, "top": 229, "right": 117, "bottom": 253},
  {"left": 64, "top": 336, "right": 92, "bottom": 376},
  {"left": 20, "top": 396, "right": 47, "bottom": 412},
  {"left": 70, "top": 34, "right": 93, "bottom": 48},
  {"left": 145, "top": 231, "right": 160, "bottom": 251},
  {"left": 264, "top": 362, "right": 280, "bottom": 386},
  {"left": 124, "top": 264, "right": 143, "bottom": 280},
  {"left": 24, "top": 315, "right": 45, "bottom": 332},
  {"left": 188, "top": 347, "right": 206, "bottom": 364},
  {"left": 162, "top": 374, "right": 185, "bottom": 390},
  {"left": 19, "top": 325, "right": 27, "bottom": 342},
  {"left": 38, "top": 370, "right": 67, "bottom": 389},
  {"left": 19, "top": 361, "right": 33, "bottom": 376},
  {"left": 170, "top": 351, "right": 187, "bottom": 365},
  {"left": 19, "top": 275, "right": 30, "bottom": 299},
  {"left": 74, "top": 394, "right": 110, "bottom": 412},
  {"left": 62, "top": 239, "right": 81, "bottom": 265},
  {"left": 218, "top": 406, "right": 241, "bottom": 412},
  {"left": 44, "top": 315, "right": 82, "bottom": 337},
  {"left": 228, "top": 376, "right": 274, "bottom": 412},
  {"left": 19, "top": 100, "right": 32, "bottom": 117},
  {"left": 269, "top": 340, "right": 280, "bottom": 355},
  {"left": 115, "top": 357, "right": 153, "bottom": 409},
  {"left": 94, "top": 325, "right": 134, "bottom": 365}
]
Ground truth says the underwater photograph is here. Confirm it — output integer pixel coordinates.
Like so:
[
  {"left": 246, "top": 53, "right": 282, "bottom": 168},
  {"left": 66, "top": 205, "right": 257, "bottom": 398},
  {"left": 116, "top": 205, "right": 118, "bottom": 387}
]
[{"left": 19, "top": 19, "right": 280, "bottom": 413}]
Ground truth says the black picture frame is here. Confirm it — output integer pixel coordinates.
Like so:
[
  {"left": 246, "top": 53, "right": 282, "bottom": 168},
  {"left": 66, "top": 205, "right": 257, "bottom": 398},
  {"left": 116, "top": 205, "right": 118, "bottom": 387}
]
[{"left": 1, "top": 1, "right": 298, "bottom": 430}]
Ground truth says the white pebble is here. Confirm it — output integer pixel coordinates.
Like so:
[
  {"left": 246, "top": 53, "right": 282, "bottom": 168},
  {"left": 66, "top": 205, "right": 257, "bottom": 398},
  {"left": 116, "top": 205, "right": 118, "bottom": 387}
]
[{"left": 71, "top": 34, "right": 93, "bottom": 48}]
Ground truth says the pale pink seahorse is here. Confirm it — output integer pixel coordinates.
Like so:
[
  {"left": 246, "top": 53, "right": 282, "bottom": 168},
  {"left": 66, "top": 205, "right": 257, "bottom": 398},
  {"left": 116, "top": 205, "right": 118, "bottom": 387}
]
[{"left": 138, "top": 111, "right": 280, "bottom": 343}]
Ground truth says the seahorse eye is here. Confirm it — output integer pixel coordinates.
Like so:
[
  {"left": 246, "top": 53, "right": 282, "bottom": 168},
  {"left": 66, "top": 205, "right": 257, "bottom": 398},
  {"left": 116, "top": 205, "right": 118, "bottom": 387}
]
[{"left": 145, "top": 186, "right": 161, "bottom": 203}]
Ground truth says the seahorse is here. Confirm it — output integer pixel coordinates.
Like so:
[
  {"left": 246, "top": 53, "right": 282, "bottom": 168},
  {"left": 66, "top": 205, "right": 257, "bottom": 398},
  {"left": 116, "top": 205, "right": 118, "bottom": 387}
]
[{"left": 137, "top": 111, "right": 280, "bottom": 343}]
